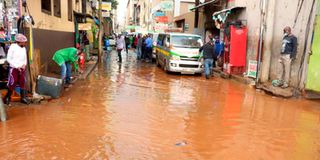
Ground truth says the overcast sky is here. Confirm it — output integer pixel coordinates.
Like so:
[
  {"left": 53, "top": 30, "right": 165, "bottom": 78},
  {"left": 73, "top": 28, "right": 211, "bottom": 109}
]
[{"left": 117, "top": 0, "right": 128, "bottom": 25}]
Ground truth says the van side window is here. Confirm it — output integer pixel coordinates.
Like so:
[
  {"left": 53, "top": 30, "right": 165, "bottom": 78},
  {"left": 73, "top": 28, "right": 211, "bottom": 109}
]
[
  {"left": 157, "top": 34, "right": 165, "bottom": 46},
  {"left": 157, "top": 35, "right": 161, "bottom": 46}
]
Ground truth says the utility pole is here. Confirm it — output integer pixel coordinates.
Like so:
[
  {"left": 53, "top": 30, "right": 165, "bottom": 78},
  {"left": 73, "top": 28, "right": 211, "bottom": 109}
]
[
  {"left": 194, "top": 0, "right": 199, "bottom": 28},
  {"left": 98, "top": 0, "right": 103, "bottom": 63}
]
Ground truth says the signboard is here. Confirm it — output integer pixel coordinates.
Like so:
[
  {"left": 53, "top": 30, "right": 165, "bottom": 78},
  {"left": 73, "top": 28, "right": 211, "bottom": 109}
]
[
  {"left": 127, "top": 25, "right": 140, "bottom": 29},
  {"left": 153, "top": 11, "right": 165, "bottom": 17},
  {"left": 102, "top": 2, "right": 112, "bottom": 11},
  {"left": 155, "top": 16, "right": 168, "bottom": 23},
  {"left": 96, "top": 2, "right": 112, "bottom": 11},
  {"left": 184, "top": 24, "right": 189, "bottom": 31},
  {"left": 78, "top": 23, "right": 92, "bottom": 31},
  {"left": 102, "top": 11, "right": 110, "bottom": 17},
  {"left": 247, "top": 60, "right": 257, "bottom": 78},
  {"left": 154, "top": 23, "right": 168, "bottom": 32}
]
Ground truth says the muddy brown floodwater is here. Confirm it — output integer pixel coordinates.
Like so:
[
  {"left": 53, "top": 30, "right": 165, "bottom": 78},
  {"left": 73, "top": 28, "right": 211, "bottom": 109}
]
[{"left": 1, "top": 50, "right": 320, "bottom": 160}]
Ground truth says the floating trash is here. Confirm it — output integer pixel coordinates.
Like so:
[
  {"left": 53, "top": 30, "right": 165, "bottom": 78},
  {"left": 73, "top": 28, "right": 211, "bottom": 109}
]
[{"left": 175, "top": 141, "right": 188, "bottom": 147}]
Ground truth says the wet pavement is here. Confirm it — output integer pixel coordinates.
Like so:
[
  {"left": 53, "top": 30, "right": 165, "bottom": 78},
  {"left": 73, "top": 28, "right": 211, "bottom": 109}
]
[{"left": 1, "top": 50, "right": 320, "bottom": 160}]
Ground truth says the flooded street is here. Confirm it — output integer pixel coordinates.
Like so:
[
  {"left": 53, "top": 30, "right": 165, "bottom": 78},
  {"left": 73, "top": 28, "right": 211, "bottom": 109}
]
[{"left": 1, "top": 50, "right": 320, "bottom": 160}]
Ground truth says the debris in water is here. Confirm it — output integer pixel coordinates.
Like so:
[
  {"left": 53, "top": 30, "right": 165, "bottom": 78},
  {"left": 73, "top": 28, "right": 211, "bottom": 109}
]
[
  {"left": 68, "top": 98, "right": 71, "bottom": 103},
  {"left": 175, "top": 141, "right": 188, "bottom": 147}
]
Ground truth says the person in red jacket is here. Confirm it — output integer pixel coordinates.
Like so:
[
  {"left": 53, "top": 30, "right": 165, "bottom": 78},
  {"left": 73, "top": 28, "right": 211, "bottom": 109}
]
[{"left": 134, "top": 35, "right": 138, "bottom": 48}]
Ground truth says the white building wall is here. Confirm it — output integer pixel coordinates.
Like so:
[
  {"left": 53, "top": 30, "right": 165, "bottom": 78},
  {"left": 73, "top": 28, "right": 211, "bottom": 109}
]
[{"left": 225, "top": 0, "right": 316, "bottom": 87}]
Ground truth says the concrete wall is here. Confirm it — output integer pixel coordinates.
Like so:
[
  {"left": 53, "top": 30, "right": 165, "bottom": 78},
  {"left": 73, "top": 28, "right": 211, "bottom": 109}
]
[
  {"left": 174, "top": 11, "right": 195, "bottom": 34},
  {"left": 126, "top": 0, "right": 140, "bottom": 26},
  {"left": 223, "top": 0, "right": 315, "bottom": 88},
  {"left": 32, "top": 28, "right": 75, "bottom": 73},
  {"left": 22, "top": 0, "right": 82, "bottom": 73},
  {"left": 126, "top": 0, "right": 133, "bottom": 26},
  {"left": 269, "top": 0, "right": 315, "bottom": 87},
  {"left": 180, "top": 2, "right": 195, "bottom": 16},
  {"left": 25, "top": 0, "right": 80, "bottom": 32}
]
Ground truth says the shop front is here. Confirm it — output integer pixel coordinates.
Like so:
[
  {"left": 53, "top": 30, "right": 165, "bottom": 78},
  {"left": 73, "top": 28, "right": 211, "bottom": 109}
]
[
  {"left": 212, "top": 7, "right": 247, "bottom": 75},
  {"left": 74, "top": 12, "right": 99, "bottom": 58},
  {"left": 0, "top": 0, "right": 20, "bottom": 90}
]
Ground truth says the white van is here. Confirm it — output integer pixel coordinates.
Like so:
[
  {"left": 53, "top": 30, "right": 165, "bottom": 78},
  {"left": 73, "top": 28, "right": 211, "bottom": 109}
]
[{"left": 155, "top": 33, "right": 204, "bottom": 74}]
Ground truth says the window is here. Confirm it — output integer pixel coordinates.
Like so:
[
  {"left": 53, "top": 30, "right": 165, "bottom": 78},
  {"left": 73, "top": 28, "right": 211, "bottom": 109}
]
[
  {"left": 54, "top": 0, "right": 61, "bottom": 17},
  {"left": 41, "top": 0, "right": 52, "bottom": 14},
  {"left": 157, "top": 34, "right": 166, "bottom": 46},
  {"left": 176, "top": 20, "right": 185, "bottom": 31},
  {"left": 68, "top": 0, "right": 73, "bottom": 21},
  {"left": 171, "top": 36, "right": 202, "bottom": 48},
  {"left": 165, "top": 36, "right": 170, "bottom": 44}
]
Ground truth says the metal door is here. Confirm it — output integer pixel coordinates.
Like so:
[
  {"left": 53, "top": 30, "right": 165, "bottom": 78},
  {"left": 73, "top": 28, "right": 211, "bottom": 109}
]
[{"left": 306, "top": 4, "right": 320, "bottom": 92}]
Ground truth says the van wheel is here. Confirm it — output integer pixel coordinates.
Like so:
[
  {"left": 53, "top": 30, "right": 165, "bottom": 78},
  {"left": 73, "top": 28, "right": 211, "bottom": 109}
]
[
  {"left": 156, "top": 56, "right": 161, "bottom": 67},
  {"left": 195, "top": 73, "right": 202, "bottom": 76},
  {"left": 163, "top": 61, "right": 169, "bottom": 73}
]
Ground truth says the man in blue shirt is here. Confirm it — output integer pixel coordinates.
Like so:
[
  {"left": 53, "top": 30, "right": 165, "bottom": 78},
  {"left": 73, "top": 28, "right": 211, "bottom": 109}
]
[
  {"left": 145, "top": 35, "right": 153, "bottom": 62},
  {"left": 278, "top": 26, "right": 297, "bottom": 88},
  {"left": 214, "top": 36, "right": 224, "bottom": 68}
]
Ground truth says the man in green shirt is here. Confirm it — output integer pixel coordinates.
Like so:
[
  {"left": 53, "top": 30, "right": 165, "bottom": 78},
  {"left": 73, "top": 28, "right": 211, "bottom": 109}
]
[{"left": 52, "top": 47, "right": 81, "bottom": 84}]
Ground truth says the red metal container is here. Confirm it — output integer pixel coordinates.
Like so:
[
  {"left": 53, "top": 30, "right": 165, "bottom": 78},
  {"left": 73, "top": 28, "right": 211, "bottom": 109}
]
[
  {"left": 223, "top": 25, "right": 247, "bottom": 74},
  {"left": 79, "top": 53, "right": 85, "bottom": 71},
  {"left": 79, "top": 53, "right": 85, "bottom": 65}
]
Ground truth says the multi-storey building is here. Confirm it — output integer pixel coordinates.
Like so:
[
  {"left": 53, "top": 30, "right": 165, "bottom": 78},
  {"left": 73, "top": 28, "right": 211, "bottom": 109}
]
[
  {"left": 173, "top": 0, "right": 198, "bottom": 34},
  {"left": 126, "top": 0, "right": 177, "bottom": 33},
  {"left": 20, "top": 0, "right": 86, "bottom": 72}
]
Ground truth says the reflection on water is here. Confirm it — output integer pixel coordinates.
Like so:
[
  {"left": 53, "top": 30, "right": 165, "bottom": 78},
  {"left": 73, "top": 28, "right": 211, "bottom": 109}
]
[{"left": 0, "top": 50, "right": 320, "bottom": 159}]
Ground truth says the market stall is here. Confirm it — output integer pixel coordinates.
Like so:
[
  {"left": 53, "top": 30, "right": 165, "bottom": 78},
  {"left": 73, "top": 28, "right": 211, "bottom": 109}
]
[
  {"left": 0, "top": 0, "right": 20, "bottom": 88},
  {"left": 0, "top": 31, "right": 10, "bottom": 90}
]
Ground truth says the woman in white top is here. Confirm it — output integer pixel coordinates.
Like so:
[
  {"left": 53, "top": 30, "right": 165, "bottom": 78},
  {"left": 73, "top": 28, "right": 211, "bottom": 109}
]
[
  {"left": 116, "top": 35, "right": 125, "bottom": 62},
  {"left": 3, "top": 34, "right": 30, "bottom": 105}
]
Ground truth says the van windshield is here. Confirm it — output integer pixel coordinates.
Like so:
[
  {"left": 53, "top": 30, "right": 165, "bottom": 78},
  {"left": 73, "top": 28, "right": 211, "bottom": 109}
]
[{"left": 171, "top": 35, "right": 202, "bottom": 48}]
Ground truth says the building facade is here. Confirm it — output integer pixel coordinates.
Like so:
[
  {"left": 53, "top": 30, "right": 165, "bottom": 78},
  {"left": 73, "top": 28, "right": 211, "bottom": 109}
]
[
  {"left": 196, "top": 0, "right": 317, "bottom": 90},
  {"left": 126, "top": 0, "right": 178, "bottom": 33},
  {"left": 173, "top": 0, "right": 196, "bottom": 34},
  {"left": 21, "top": 0, "right": 84, "bottom": 72}
]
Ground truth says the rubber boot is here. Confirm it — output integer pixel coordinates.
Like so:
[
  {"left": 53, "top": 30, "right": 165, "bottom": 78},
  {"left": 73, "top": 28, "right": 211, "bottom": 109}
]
[
  {"left": 3, "top": 89, "right": 12, "bottom": 106},
  {"left": 20, "top": 89, "right": 30, "bottom": 105}
]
